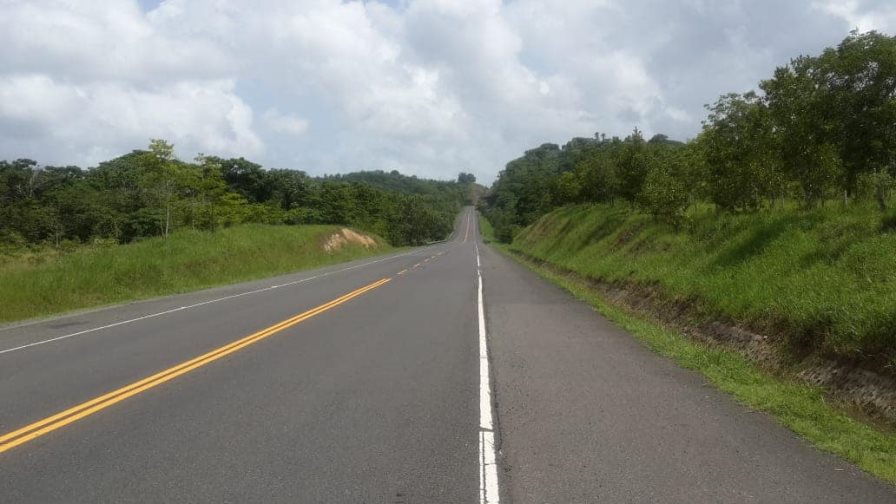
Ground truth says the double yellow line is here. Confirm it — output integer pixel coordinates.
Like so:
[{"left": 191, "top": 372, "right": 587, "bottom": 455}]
[{"left": 0, "top": 277, "right": 391, "bottom": 454}]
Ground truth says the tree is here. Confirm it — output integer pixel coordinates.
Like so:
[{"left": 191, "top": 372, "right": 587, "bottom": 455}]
[
  {"left": 216, "top": 157, "right": 271, "bottom": 203},
  {"left": 187, "top": 155, "right": 251, "bottom": 230},
  {"left": 44, "top": 180, "right": 119, "bottom": 243},
  {"left": 0, "top": 159, "right": 38, "bottom": 203},
  {"left": 616, "top": 128, "right": 651, "bottom": 203},
  {"left": 701, "top": 92, "right": 783, "bottom": 211},
  {"left": 575, "top": 151, "right": 617, "bottom": 203},
  {"left": 762, "top": 56, "right": 843, "bottom": 206},
  {"left": 486, "top": 143, "right": 563, "bottom": 228},
  {"left": 457, "top": 172, "right": 477, "bottom": 184},
  {"left": 267, "top": 169, "right": 310, "bottom": 210},
  {"left": 638, "top": 164, "right": 689, "bottom": 225},
  {"left": 139, "top": 139, "right": 195, "bottom": 237},
  {"left": 648, "top": 133, "right": 670, "bottom": 144},
  {"left": 817, "top": 31, "right": 896, "bottom": 198},
  {"left": 549, "top": 171, "right": 582, "bottom": 206}
]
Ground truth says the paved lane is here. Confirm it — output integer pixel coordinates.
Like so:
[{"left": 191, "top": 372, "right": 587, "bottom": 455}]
[{"left": 0, "top": 209, "right": 487, "bottom": 502}]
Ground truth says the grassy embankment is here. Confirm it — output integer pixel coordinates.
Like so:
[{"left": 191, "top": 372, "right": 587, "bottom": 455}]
[
  {"left": 0, "top": 224, "right": 390, "bottom": 324},
  {"left": 481, "top": 203, "right": 896, "bottom": 483}
]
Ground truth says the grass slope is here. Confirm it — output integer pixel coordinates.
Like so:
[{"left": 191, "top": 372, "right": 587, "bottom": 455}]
[
  {"left": 0, "top": 224, "right": 390, "bottom": 324},
  {"left": 478, "top": 213, "right": 496, "bottom": 243},
  {"left": 512, "top": 202, "right": 896, "bottom": 363}
]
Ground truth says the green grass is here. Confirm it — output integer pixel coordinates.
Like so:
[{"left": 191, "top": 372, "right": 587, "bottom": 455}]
[
  {"left": 0, "top": 224, "right": 391, "bottom": 324},
  {"left": 478, "top": 214, "right": 496, "bottom": 243},
  {"left": 496, "top": 243, "right": 896, "bottom": 484},
  {"left": 511, "top": 202, "right": 896, "bottom": 363}
]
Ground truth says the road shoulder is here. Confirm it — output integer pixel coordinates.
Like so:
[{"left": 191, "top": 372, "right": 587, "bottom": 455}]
[{"left": 479, "top": 242, "right": 896, "bottom": 503}]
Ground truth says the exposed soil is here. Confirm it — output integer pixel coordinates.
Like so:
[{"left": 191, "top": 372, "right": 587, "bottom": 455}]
[
  {"left": 322, "top": 228, "right": 378, "bottom": 253},
  {"left": 510, "top": 249, "right": 896, "bottom": 426}
]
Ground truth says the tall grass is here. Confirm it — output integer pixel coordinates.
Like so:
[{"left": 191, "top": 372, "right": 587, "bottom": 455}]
[
  {"left": 0, "top": 224, "right": 390, "bottom": 323},
  {"left": 511, "top": 202, "right": 896, "bottom": 363},
  {"left": 478, "top": 214, "right": 496, "bottom": 243}
]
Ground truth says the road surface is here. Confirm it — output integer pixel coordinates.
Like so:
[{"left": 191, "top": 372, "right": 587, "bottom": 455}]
[{"left": 0, "top": 207, "right": 893, "bottom": 503}]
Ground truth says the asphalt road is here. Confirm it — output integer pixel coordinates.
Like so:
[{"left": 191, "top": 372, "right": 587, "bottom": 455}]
[{"left": 1, "top": 207, "right": 894, "bottom": 503}]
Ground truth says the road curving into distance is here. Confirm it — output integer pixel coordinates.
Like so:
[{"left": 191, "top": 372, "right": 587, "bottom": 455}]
[{"left": 0, "top": 207, "right": 893, "bottom": 502}]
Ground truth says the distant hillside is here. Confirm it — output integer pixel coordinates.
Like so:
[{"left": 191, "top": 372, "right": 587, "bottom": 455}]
[
  {"left": 0, "top": 148, "right": 466, "bottom": 250},
  {"left": 326, "top": 170, "right": 458, "bottom": 196}
]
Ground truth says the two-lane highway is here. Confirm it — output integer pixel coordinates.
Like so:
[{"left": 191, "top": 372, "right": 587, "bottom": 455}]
[
  {"left": 1, "top": 208, "right": 494, "bottom": 502},
  {"left": 2, "top": 207, "right": 895, "bottom": 502}
]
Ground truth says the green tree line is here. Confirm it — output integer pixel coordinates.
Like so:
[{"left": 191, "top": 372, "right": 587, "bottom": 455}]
[
  {"left": 483, "top": 30, "right": 896, "bottom": 241},
  {"left": 0, "top": 140, "right": 468, "bottom": 249}
]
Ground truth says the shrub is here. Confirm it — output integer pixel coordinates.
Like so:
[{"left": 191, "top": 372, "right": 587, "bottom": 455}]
[{"left": 638, "top": 166, "right": 689, "bottom": 226}]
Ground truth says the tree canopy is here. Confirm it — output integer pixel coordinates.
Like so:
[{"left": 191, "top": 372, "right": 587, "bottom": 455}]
[
  {"left": 1, "top": 146, "right": 465, "bottom": 249},
  {"left": 482, "top": 30, "right": 896, "bottom": 241}
]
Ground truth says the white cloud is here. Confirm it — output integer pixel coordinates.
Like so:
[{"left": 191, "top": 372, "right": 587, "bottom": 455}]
[
  {"left": 0, "top": 0, "right": 891, "bottom": 181},
  {"left": 263, "top": 109, "right": 309, "bottom": 137},
  {"left": 0, "top": 74, "right": 261, "bottom": 165},
  {"left": 0, "top": 0, "right": 231, "bottom": 83},
  {"left": 813, "top": 1, "right": 896, "bottom": 32}
]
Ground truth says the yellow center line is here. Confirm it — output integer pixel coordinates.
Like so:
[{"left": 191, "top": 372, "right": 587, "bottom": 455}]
[{"left": 0, "top": 277, "right": 391, "bottom": 455}]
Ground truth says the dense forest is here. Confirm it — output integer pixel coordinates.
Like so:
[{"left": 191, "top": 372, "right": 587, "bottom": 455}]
[
  {"left": 0, "top": 140, "right": 472, "bottom": 250},
  {"left": 482, "top": 31, "right": 896, "bottom": 242}
]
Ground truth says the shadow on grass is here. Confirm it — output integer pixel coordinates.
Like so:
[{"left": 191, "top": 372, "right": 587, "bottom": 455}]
[{"left": 710, "top": 215, "right": 797, "bottom": 268}]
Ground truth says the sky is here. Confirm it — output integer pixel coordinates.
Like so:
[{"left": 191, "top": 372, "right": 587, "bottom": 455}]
[{"left": 1, "top": 1, "right": 895, "bottom": 182}]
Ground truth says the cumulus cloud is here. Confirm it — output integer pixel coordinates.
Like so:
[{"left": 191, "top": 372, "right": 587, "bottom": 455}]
[
  {"left": 0, "top": 75, "right": 261, "bottom": 166},
  {"left": 263, "top": 109, "right": 309, "bottom": 137},
  {"left": 0, "top": 0, "right": 891, "bottom": 180},
  {"left": 0, "top": 1, "right": 231, "bottom": 83},
  {"left": 813, "top": 0, "right": 896, "bottom": 32}
]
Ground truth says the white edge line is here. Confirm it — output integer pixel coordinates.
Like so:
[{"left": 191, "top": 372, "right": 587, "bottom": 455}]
[
  {"left": 476, "top": 242, "right": 501, "bottom": 504},
  {"left": 0, "top": 248, "right": 427, "bottom": 356}
]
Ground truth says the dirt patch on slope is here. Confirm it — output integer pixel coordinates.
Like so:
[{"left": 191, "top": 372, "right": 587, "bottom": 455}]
[{"left": 322, "top": 228, "right": 378, "bottom": 253}]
